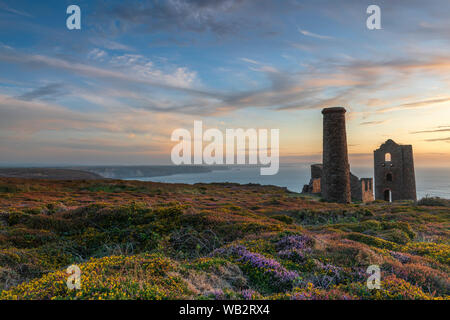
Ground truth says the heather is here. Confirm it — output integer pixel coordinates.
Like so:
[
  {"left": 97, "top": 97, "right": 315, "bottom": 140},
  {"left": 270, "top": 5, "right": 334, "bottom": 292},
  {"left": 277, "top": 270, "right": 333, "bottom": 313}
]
[{"left": 0, "top": 178, "right": 448, "bottom": 300}]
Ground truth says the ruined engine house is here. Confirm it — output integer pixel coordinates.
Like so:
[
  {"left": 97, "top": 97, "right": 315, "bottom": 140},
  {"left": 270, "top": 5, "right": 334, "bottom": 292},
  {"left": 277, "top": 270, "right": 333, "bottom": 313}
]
[
  {"left": 302, "top": 107, "right": 374, "bottom": 203},
  {"left": 302, "top": 107, "right": 417, "bottom": 203},
  {"left": 374, "top": 139, "right": 417, "bottom": 202}
]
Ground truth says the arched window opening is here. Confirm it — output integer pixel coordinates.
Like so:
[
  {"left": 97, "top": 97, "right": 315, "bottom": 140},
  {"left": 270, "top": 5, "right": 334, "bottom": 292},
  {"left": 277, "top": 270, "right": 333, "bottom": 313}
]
[
  {"left": 386, "top": 173, "right": 393, "bottom": 182},
  {"left": 385, "top": 153, "right": 391, "bottom": 162}
]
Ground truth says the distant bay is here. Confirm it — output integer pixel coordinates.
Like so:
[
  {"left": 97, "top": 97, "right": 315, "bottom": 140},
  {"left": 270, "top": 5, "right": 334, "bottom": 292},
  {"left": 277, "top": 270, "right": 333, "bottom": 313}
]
[{"left": 127, "top": 165, "right": 450, "bottom": 200}]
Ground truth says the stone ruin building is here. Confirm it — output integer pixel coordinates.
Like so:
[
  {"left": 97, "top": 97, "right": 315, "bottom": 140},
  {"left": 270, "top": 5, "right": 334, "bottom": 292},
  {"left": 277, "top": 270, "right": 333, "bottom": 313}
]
[
  {"left": 302, "top": 107, "right": 374, "bottom": 203},
  {"left": 374, "top": 139, "right": 417, "bottom": 202},
  {"left": 302, "top": 163, "right": 375, "bottom": 203},
  {"left": 302, "top": 107, "right": 417, "bottom": 203}
]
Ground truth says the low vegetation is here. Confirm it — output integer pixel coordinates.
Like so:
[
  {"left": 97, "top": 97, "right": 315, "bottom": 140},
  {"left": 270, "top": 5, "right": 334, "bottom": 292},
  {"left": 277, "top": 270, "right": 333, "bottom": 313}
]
[{"left": 0, "top": 178, "right": 448, "bottom": 300}]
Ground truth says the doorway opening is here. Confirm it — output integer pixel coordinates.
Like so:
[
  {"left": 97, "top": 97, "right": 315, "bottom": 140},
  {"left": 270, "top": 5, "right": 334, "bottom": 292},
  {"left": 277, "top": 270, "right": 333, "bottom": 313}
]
[{"left": 384, "top": 189, "right": 392, "bottom": 202}]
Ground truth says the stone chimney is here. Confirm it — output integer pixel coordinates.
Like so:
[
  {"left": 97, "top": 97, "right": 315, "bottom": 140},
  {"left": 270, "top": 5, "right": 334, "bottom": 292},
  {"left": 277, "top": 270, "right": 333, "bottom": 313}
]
[{"left": 321, "top": 107, "right": 351, "bottom": 203}]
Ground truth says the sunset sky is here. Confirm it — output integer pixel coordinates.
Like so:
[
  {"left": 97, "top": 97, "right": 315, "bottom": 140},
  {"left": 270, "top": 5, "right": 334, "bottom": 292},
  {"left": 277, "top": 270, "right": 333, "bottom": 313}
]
[{"left": 0, "top": 0, "right": 449, "bottom": 167}]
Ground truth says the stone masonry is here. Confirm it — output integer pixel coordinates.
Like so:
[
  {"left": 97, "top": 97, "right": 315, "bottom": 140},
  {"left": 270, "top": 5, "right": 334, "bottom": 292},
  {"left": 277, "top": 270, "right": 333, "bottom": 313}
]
[
  {"left": 321, "top": 107, "right": 351, "bottom": 203},
  {"left": 302, "top": 107, "right": 374, "bottom": 203},
  {"left": 374, "top": 139, "right": 416, "bottom": 201}
]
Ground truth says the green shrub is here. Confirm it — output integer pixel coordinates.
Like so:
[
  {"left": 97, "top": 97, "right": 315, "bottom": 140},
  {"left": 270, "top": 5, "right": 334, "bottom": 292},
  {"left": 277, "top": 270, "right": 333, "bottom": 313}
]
[
  {"left": 381, "top": 222, "right": 416, "bottom": 240},
  {"left": 418, "top": 197, "right": 450, "bottom": 207},
  {"left": 272, "top": 215, "right": 294, "bottom": 225},
  {"left": 0, "top": 184, "right": 18, "bottom": 193},
  {"left": 378, "top": 229, "right": 411, "bottom": 245},
  {"left": 346, "top": 233, "right": 398, "bottom": 250}
]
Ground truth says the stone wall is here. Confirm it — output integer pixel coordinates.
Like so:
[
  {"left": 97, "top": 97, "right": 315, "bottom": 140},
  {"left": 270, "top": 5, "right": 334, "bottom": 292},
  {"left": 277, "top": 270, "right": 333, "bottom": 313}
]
[
  {"left": 302, "top": 164, "right": 373, "bottom": 203},
  {"left": 311, "top": 164, "right": 323, "bottom": 179},
  {"left": 350, "top": 174, "right": 374, "bottom": 203},
  {"left": 361, "top": 178, "right": 374, "bottom": 203}
]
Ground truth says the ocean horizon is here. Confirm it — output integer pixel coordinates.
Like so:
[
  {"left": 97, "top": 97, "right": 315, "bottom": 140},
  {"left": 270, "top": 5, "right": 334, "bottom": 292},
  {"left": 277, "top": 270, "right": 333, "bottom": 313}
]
[{"left": 127, "top": 165, "right": 450, "bottom": 200}]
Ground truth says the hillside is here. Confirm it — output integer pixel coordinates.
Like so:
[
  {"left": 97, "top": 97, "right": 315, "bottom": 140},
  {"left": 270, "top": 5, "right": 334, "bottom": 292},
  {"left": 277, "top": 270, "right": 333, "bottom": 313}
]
[
  {"left": 71, "top": 165, "right": 229, "bottom": 179},
  {"left": 0, "top": 178, "right": 448, "bottom": 300},
  {"left": 0, "top": 168, "right": 102, "bottom": 180}
]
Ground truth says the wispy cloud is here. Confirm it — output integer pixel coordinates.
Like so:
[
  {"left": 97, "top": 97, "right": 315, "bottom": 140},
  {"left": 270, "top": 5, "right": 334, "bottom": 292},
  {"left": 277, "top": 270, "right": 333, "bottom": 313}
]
[
  {"left": 0, "top": 93, "right": 194, "bottom": 137},
  {"left": 0, "top": 2, "right": 32, "bottom": 17},
  {"left": 378, "top": 97, "right": 450, "bottom": 113},
  {"left": 360, "top": 120, "right": 389, "bottom": 126},
  {"left": 2, "top": 43, "right": 450, "bottom": 119},
  {"left": 18, "top": 83, "right": 66, "bottom": 101},
  {"left": 99, "top": 0, "right": 249, "bottom": 36},
  {"left": 0, "top": 47, "right": 204, "bottom": 94},
  {"left": 425, "top": 137, "right": 450, "bottom": 142},
  {"left": 399, "top": 97, "right": 450, "bottom": 109},
  {"left": 298, "top": 28, "right": 333, "bottom": 40},
  {"left": 89, "top": 38, "right": 133, "bottom": 51},
  {"left": 411, "top": 127, "right": 450, "bottom": 134},
  {"left": 88, "top": 49, "right": 108, "bottom": 61},
  {"left": 0, "top": 94, "right": 94, "bottom": 134},
  {"left": 239, "top": 58, "right": 261, "bottom": 65}
]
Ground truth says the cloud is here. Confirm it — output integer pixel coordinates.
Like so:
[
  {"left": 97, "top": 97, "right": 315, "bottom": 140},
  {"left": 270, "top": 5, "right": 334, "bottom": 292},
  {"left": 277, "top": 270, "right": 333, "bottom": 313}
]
[
  {"left": 89, "top": 38, "right": 133, "bottom": 51},
  {"left": 224, "top": 55, "right": 450, "bottom": 113},
  {"left": 0, "top": 2, "right": 32, "bottom": 17},
  {"left": 0, "top": 46, "right": 231, "bottom": 116},
  {"left": 425, "top": 137, "right": 450, "bottom": 142},
  {"left": 298, "top": 28, "right": 333, "bottom": 40},
  {"left": 52, "top": 138, "right": 166, "bottom": 153},
  {"left": 0, "top": 90, "right": 208, "bottom": 165},
  {"left": 0, "top": 92, "right": 198, "bottom": 140},
  {"left": 289, "top": 42, "right": 317, "bottom": 52},
  {"left": 411, "top": 128, "right": 450, "bottom": 134},
  {"left": 398, "top": 97, "right": 450, "bottom": 108},
  {"left": 366, "top": 99, "right": 386, "bottom": 107},
  {"left": 245, "top": 54, "right": 450, "bottom": 112},
  {"left": 0, "top": 94, "right": 94, "bottom": 133},
  {"left": 88, "top": 49, "right": 108, "bottom": 61},
  {"left": 18, "top": 83, "right": 66, "bottom": 101},
  {"left": 379, "top": 97, "right": 450, "bottom": 113},
  {"left": 3, "top": 43, "right": 450, "bottom": 119},
  {"left": 239, "top": 58, "right": 261, "bottom": 65},
  {"left": 360, "top": 120, "right": 389, "bottom": 126},
  {"left": 100, "top": 0, "right": 249, "bottom": 36},
  {"left": 0, "top": 47, "right": 206, "bottom": 95}
]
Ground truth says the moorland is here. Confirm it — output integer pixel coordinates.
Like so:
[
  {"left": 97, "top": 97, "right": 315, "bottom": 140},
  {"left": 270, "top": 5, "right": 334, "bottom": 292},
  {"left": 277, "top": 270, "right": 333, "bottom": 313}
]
[{"left": 0, "top": 178, "right": 448, "bottom": 300}]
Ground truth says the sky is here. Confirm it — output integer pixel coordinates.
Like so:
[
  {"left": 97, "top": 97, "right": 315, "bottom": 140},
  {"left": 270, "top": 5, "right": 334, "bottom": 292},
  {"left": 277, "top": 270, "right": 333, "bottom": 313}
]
[{"left": 0, "top": 0, "right": 449, "bottom": 167}]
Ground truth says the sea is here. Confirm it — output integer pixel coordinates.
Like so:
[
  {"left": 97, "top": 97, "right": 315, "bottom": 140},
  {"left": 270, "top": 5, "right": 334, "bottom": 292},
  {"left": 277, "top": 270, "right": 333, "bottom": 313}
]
[{"left": 128, "top": 165, "right": 450, "bottom": 200}]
